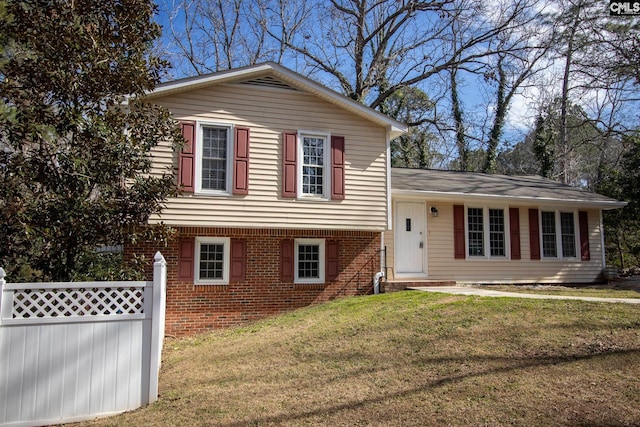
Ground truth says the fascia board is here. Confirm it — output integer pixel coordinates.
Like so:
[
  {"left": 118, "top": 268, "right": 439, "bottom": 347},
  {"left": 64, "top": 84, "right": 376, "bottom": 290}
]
[
  {"left": 267, "top": 64, "right": 407, "bottom": 137},
  {"left": 143, "top": 62, "right": 408, "bottom": 139}
]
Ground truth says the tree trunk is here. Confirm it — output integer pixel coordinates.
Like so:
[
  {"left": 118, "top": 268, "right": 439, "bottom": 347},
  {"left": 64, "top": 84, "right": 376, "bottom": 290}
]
[
  {"left": 451, "top": 68, "right": 468, "bottom": 171},
  {"left": 559, "top": 8, "right": 580, "bottom": 184}
]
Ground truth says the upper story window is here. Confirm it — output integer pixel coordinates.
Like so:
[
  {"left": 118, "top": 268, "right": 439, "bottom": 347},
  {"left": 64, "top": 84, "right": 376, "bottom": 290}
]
[
  {"left": 299, "top": 132, "right": 330, "bottom": 198},
  {"left": 196, "top": 123, "right": 233, "bottom": 195},
  {"left": 541, "top": 210, "right": 577, "bottom": 259},
  {"left": 201, "top": 126, "right": 229, "bottom": 191},
  {"left": 282, "top": 131, "right": 345, "bottom": 201},
  {"left": 466, "top": 206, "right": 507, "bottom": 259},
  {"left": 178, "top": 121, "right": 250, "bottom": 196},
  {"left": 301, "top": 135, "right": 325, "bottom": 196}
]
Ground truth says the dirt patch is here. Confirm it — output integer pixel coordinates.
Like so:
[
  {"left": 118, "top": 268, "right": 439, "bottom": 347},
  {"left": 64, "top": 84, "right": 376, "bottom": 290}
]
[
  {"left": 571, "top": 275, "right": 640, "bottom": 291},
  {"left": 611, "top": 276, "right": 640, "bottom": 290}
]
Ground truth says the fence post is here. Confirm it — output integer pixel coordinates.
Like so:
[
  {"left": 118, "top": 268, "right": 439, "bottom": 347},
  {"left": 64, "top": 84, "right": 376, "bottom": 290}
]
[
  {"left": 0, "top": 268, "right": 5, "bottom": 321},
  {"left": 148, "top": 252, "right": 167, "bottom": 405},
  {"left": 0, "top": 268, "right": 11, "bottom": 323}
]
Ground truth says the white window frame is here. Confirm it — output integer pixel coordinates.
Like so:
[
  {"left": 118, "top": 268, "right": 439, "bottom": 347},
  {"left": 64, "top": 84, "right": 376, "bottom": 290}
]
[
  {"left": 294, "top": 238, "right": 326, "bottom": 284},
  {"left": 539, "top": 210, "right": 579, "bottom": 260},
  {"left": 297, "top": 131, "right": 331, "bottom": 200},
  {"left": 195, "top": 121, "right": 234, "bottom": 195},
  {"left": 194, "top": 237, "right": 230, "bottom": 285},
  {"left": 465, "top": 205, "right": 510, "bottom": 260}
]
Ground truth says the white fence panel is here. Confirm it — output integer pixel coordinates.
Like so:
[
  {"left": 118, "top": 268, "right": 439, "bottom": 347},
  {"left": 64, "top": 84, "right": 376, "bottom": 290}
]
[{"left": 0, "top": 252, "right": 166, "bottom": 427}]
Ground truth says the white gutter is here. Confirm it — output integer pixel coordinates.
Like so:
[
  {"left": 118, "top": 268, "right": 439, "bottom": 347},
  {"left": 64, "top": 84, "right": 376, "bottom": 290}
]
[{"left": 392, "top": 189, "right": 628, "bottom": 210}]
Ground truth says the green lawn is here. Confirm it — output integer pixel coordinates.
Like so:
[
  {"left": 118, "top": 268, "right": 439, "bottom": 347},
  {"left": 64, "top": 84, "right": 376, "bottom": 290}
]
[{"left": 78, "top": 291, "right": 640, "bottom": 426}]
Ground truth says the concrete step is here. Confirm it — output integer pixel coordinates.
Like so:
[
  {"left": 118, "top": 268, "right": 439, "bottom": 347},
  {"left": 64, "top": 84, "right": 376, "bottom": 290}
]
[{"left": 384, "top": 280, "right": 457, "bottom": 292}]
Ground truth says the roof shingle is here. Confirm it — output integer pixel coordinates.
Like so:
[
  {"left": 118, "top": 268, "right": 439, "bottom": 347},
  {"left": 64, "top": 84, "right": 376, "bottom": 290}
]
[{"left": 391, "top": 168, "right": 625, "bottom": 208}]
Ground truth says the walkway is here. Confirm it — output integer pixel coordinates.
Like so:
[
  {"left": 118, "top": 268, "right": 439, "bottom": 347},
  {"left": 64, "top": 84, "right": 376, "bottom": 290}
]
[{"left": 410, "top": 286, "right": 640, "bottom": 304}]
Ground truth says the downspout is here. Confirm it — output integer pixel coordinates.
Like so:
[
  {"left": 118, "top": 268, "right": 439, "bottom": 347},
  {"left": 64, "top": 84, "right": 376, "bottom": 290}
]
[
  {"left": 379, "top": 127, "right": 392, "bottom": 295},
  {"left": 600, "top": 209, "right": 606, "bottom": 269},
  {"left": 373, "top": 271, "right": 384, "bottom": 295}
]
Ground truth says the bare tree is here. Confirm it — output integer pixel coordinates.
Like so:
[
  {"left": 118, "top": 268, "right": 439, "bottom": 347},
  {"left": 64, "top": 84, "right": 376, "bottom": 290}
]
[
  {"left": 481, "top": 29, "right": 553, "bottom": 173},
  {"left": 532, "top": 0, "right": 639, "bottom": 184},
  {"left": 264, "top": 0, "right": 540, "bottom": 107},
  {"left": 163, "top": 0, "right": 276, "bottom": 75},
  {"left": 158, "top": 0, "right": 637, "bottom": 174}
]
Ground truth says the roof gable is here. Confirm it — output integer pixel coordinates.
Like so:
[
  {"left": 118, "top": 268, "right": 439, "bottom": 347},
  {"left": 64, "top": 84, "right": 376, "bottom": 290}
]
[
  {"left": 146, "top": 62, "right": 407, "bottom": 139},
  {"left": 392, "top": 168, "right": 626, "bottom": 209}
]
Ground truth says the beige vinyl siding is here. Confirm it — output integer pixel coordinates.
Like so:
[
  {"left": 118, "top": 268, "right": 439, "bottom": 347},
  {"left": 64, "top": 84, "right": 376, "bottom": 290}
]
[
  {"left": 386, "top": 200, "right": 606, "bottom": 284},
  {"left": 148, "top": 83, "right": 388, "bottom": 230}
]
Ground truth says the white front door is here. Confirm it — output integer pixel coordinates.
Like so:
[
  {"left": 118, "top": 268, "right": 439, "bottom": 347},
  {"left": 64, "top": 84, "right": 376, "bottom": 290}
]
[{"left": 395, "top": 201, "right": 426, "bottom": 276}]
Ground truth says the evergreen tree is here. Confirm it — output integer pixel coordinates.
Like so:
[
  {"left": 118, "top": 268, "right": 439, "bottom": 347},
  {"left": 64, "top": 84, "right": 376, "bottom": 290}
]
[
  {"left": 599, "top": 134, "right": 640, "bottom": 270},
  {"left": 0, "top": 0, "right": 181, "bottom": 281}
]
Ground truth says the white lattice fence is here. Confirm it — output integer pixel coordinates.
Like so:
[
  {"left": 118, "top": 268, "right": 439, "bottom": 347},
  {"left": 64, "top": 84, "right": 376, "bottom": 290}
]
[
  {"left": 10, "top": 284, "right": 145, "bottom": 319},
  {"left": 0, "top": 252, "right": 167, "bottom": 427}
]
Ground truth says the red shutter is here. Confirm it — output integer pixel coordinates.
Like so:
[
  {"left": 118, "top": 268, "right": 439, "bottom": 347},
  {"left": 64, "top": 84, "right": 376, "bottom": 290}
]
[
  {"left": 509, "top": 207, "right": 521, "bottom": 260},
  {"left": 579, "top": 211, "right": 591, "bottom": 261},
  {"left": 280, "top": 239, "right": 294, "bottom": 282},
  {"left": 178, "top": 238, "right": 195, "bottom": 281},
  {"left": 282, "top": 132, "right": 297, "bottom": 198},
  {"left": 229, "top": 238, "right": 246, "bottom": 282},
  {"left": 178, "top": 122, "right": 196, "bottom": 193},
  {"left": 453, "top": 204, "right": 466, "bottom": 259},
  {"left": 528, "top": 209, "right": 541, "bottom": 260},
  {"left": 331, "top": 135, "right": 345, "bottom": 200},
  {"left": 326, "top": 240, "right": 340, "bottom": 281},
  {"left": 233, "top": 127, "right": 250, "bottom": 195}
]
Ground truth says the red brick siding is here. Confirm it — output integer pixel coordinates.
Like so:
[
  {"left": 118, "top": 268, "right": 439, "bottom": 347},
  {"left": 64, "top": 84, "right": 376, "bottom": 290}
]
[{"left": 125, "top": 227, "right": 381, "bottom": 336}]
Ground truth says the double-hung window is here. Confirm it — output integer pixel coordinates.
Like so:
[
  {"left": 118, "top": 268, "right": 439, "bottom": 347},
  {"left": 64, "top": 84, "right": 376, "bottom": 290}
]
[
  {"left": 560, "top": 212, "right": 577, "bottom": 257},
  {"left": 467, "top": 207, "right": 507, "bottom": 258},
  {"left": 299, "top": 132, "right": 330, "bottom": 198},
  {"left": 196, "top": 123, "right": 233, "bottom": 194},
  {"left": 294, "top": 238, "right": 325, "bottom": 284},
  {"left": 488, "top": 209, "right": 506, "bottom": 257},
  {"left": 195, "top": 237, "right": 230, "bottom": 284},
  {"left": 541, "top": 210, "right": 577, "bottom": 259},
  {"left": 467, "top": 208, "right": 484, "bottom": 256},
  {"left": 541, "top": 211, "right": 557, "bottom": 257}
]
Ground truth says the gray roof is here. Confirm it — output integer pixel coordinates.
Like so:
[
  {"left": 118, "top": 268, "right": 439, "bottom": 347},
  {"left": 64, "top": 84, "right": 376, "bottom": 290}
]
[{"left": 391, "top": 168, "right": 626, "bottom": 209}]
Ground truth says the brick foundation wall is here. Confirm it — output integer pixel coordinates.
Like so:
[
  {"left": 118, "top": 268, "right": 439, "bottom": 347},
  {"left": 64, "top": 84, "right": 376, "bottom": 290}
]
[{"left": 126, "top": 227, "right": 382, "bottom": 336}]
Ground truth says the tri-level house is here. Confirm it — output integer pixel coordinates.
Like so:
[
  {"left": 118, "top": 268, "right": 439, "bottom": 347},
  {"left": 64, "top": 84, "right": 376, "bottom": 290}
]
[
  {"left": 132, "top": 63, "right": 625, "bottom": 336},
  {"left": 131, "top": 62, "right": 407, "bottom": 336}
]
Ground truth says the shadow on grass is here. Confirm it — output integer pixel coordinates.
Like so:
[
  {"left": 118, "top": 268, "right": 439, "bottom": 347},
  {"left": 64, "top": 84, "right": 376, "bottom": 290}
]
[{"left": 217, "top": 347, "right": 640, "bottom": 427}]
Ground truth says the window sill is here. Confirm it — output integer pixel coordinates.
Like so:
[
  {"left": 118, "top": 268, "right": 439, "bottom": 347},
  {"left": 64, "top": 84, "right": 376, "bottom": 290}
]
[
  {"left": 194, "top": 281, "right": 229, "bottom": 286},
  {"left": 193, "top": 283, "right": 229, "bottom": 293},
  {"left": 294, "top": 282, "right": 326, "bottom": 290},
  {"left": 194, "top": 191, "right": 232, "bottom": 197},
  {"left": 296, "top": 195, "right": 330, "bottom": 202},
  {"left": 540, "top": 257, "right": 580, "bottom": 262}
]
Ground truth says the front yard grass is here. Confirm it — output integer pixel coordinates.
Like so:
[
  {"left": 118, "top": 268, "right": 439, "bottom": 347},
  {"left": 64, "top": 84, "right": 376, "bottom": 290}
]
[{"left": 79, "top": 291, "right": 640, "bottom": 426}]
